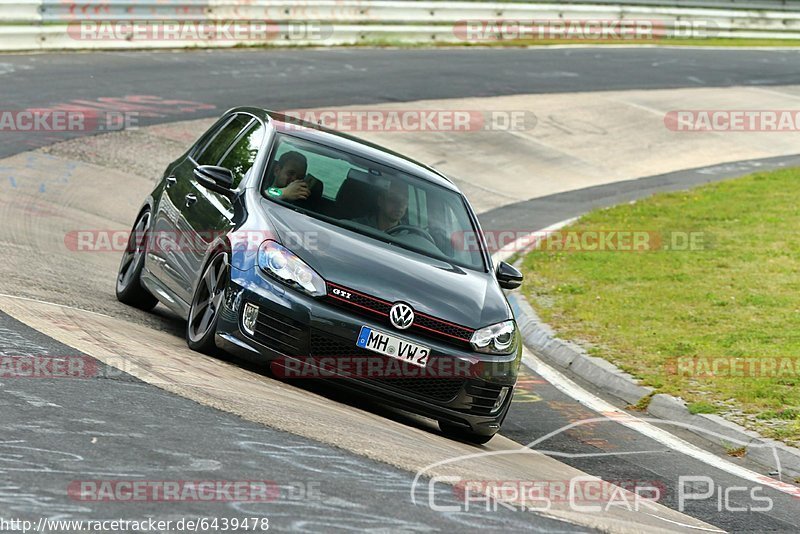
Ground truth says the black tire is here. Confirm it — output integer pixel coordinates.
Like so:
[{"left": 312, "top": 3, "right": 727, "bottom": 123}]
[
  {"left": 186, "top": 251, "right": 229, "bottom": 354},
  {"left": 116, "top": 209, "right": 158, "bottom": 311},
  {"left": 439, "top": 422, "right": 496, "bottom": 445}
]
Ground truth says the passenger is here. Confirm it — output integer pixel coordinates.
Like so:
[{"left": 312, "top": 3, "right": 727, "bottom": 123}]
[
  {"left": 352, "top": 179, "right": 408, "bottom": 231},
  {"left": 266, "top": 151, "right": 322, "bottom": 202}
]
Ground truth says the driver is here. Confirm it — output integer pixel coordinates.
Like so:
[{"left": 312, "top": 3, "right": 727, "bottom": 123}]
[{"left": 352, "top": 179, "right": 408, "bottom": 231}]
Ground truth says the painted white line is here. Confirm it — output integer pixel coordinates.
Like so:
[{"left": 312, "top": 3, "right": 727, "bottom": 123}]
[
  {"left": 492, "top": 222, "right": 800, "bottom": 500},
  {"left": 493, "top": 216, "right": 579, "bottom": 264},
  {"left": 0, "top": 292, "right": 115, "bottom": 320},
  {"left": 3, "top": 237, "right": 795, "bottom": 502},
  {"left": 523, "top": 346, "right": 800, "bottom": 499},
  {"left": 3, "top": 390, "right": 61, "bottom": 408},
  {"left": 641, "top": 511, "right": 726, "bottom": 533}
]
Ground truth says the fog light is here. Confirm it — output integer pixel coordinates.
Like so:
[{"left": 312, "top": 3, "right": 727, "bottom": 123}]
[
  {"left": 242, "top": 302, "right": 259, "bottom": 335},
  {"left": 492, "top": 387, "right": 511, "bottom": 413}
]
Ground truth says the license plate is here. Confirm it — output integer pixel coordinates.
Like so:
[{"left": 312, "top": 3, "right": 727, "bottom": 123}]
[{"left": 356, "top": 326, "right": 430, "bottom": 367}]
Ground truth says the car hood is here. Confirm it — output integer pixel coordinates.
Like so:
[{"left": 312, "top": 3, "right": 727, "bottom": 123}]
[{"left": 262, "top": 201, "right": 511, "bottom": 329}]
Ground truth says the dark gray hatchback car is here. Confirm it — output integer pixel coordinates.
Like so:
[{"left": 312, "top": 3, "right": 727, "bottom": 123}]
[{"left": 116, "top": 108, "right": 524, "bottom": 443}]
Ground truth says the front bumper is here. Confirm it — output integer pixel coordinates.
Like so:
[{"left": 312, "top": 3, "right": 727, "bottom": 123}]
[{"left": 215, "top": 267, "right": 521, "bottom": 436}]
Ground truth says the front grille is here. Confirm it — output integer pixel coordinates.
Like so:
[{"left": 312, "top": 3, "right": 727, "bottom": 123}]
[
  {"left": 252, "top": 306, "right": 308, "bottom": 356},
  {"left": 309, "top": 330, "right": 465, "bottom": 403},
  {"left": 326, "top": 282, "right": 391, "bottom": 317},
  {"left": 325, "top": 281, "right": 475, "bottom": 348},
  {"left": 465, "top": 382, "right": 506, "bottom": 416},
  {"left": 371, "top": 376, "right": 465, "bottom": 403},
  {"left": 413, "top": 313, "right": 474, "bottom": 342},
  {"left": 340, "top": 289, "right": 391, "bottom": 316},
  {"left": 308, "top": 330, "right": 370, "bottom": 358}
]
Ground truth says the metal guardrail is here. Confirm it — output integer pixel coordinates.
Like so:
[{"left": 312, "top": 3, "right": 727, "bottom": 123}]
[
  {"left": 1, "top": 1, "right": 799, "bottom": 51},
  {"left": 0, "top": 0, "right": 41, "bottom": 22},
  {"left": 522, "top": 0, "right": 800, "bottom": 10}
]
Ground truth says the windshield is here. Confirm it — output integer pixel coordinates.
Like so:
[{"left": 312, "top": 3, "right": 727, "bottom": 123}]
[{"left": 261, "top": 133, "right": 486, "bottom": 271}]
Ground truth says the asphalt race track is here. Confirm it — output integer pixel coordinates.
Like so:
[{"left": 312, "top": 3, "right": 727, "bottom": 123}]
[
  {"left": 4, "top": 47, "right": 800, "bottom": 158},
  {"left": 1, "top": 47, "right": 800, "bottom": 532}
]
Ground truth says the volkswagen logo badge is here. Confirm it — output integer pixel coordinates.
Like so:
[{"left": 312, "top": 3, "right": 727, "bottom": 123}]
[{"left": 389, "top": 302, "right": 414, "bottom": 330}]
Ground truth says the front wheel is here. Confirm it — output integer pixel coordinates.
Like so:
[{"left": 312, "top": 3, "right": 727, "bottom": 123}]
[
  {"left": 116, "top": 209, "right": 158, "bottom": 311},
  {"left": 439, "top": 422, "right": 496, "bottom": 445},
  {"left": 186, "top": 251, "right": 229, "bottom": 354}
]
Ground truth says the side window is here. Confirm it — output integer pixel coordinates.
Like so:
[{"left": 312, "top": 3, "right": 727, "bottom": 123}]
[
  {"left": 195, "top": 114, "right": 251, "bottom": 167},
  {"left": 219, "top": 121, "right": 265, "bottom": 188},
  {"left": 270, "top": 140, "right": 350, "bottom": 198}
]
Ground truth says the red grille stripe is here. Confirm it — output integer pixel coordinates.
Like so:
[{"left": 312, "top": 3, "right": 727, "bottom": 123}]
[
  {"left": 328, "top": 281, "right": 392, "bottom": 306},
  {"left": 413, "top": 322, "right": 472, "bottom": 342},
  {"left": 416, "top": 311, "right": 475, "bottom": 331},
  {"left": 327, "top": 293, "right": 388, "bottom": 317},
  {"left": 326, "top": 282, "right": 474, "bottom": 342}
]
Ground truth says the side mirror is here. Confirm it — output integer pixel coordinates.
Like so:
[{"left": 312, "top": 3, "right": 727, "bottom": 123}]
[
  {"left": 496, "top": 261, "right": 523, "bottom": 290},
  {"left": 194, "top": 165, "right": 234, "bottom": 196}
]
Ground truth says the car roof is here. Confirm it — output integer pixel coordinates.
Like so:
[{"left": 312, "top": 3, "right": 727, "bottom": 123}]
[{"left": 229, "top": 106, "right": 460, "bottom": 192}]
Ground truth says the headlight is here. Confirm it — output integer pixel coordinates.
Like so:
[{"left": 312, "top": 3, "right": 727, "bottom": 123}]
[
  {"left": 257, "top": 240, "right": 326, "bottom": 297},
  {"left": 470, "top": 320, "right": 517, "bottom": 354}
]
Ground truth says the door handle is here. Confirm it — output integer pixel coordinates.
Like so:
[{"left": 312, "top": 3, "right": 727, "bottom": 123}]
[
  {"left": 185, "top": 193, "right": 197, "bottom": 207},
  {"left": 165, "top": 175, "right": 177, "bottom": 188}
]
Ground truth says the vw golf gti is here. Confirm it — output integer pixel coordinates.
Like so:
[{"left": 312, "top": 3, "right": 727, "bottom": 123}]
[{"left": 116, "top": 108, "right": 524, "bottom": 443}]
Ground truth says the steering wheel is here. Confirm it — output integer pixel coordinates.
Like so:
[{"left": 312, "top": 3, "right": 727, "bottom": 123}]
[{"left": 387, "top": 224, "right": 437, "bottom": 245}]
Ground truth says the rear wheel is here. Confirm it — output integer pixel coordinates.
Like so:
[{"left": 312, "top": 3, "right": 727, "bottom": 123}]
[
  {"left": 439, "top": 422, "right": 495, "bottom": 445},
  {"left": 186, "top": 251, "right": 229, "bottom": 354},
  {"left": 116, "top": 210, "right": 158, "bottom": 311}
]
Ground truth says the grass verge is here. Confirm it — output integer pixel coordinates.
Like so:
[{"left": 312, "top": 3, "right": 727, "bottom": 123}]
[
  {"left": 426, "top": 37, "right": 800, "bottom": 47},
  {"left": 250, "top": 37, "right": 800, "bottom": 49},
  {"left": 521, "top": 168, "right": 800, "bottom": 445}
]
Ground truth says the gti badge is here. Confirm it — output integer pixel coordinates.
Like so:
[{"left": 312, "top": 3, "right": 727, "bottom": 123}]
[{"left": 389, "top": 302, "right": 414, "bottom": 330}]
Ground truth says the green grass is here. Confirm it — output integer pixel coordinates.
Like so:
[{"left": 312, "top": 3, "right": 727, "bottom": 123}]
[
  {"left": 15, "top": 35, "right": 797, "bottom": 53},
  {"left": 226, "top": 32, "right": 800, "bottom": 50},
  {"left": 426, "top": 37, "right": 800, "bottom": 48},
  {"left": 688, "top": 402, "right": 718, "bottom": 415},
  {"left": 521, "top": 168, "right": 800, "bottom": 444},
  {"left": 757, "top": 408, "right": 800, "bottom": 420},
  {"left": 247, "top": 37, "right": 800, "bottom": 49},
  {"left": 724, "top": 444, "right": 748, "bottom": 458},
  {"left": 629, "top": 392, "right": 655, "bottom": 411}
]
